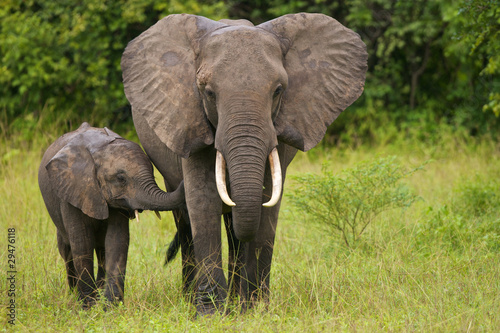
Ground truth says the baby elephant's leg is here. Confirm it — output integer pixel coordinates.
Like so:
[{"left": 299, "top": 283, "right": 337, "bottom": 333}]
[
  {"left": 61, "top": 203, "right": 98, "bottom": 308},
  {"left": 57, "top": 230, "right": 77, "bottom": 290},
  {"left": 104, "top": 211, "right": 130, "bottom": 304}
]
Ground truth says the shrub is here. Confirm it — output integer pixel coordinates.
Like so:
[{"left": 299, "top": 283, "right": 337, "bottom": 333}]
[
  {"left": 416, "top": 176, "right": 500, "bottom": 252},
  {"left": 289, "top": 156, "right": 424, "bottom": 247}
]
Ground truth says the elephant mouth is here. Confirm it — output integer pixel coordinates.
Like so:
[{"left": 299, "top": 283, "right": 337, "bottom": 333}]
[
  {"left": 112, "top": 198, "right": 142, "bottom": 220},
  {"left": 125, "top": 209, "right": 163, "bottom": 223},
  {"left": 123, "top": 209, "right": 143, "bottom": 220},
  {"left": 215, "top": 147, "right": 282, "bottom": 207}
]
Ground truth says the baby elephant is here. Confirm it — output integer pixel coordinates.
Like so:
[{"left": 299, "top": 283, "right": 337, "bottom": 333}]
[{"left": 38, "top": 122, "right": 184, "bottom": 308}]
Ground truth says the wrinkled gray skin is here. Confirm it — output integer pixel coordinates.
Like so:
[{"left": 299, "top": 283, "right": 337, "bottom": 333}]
[
  {"left": 38, "top": 122, "right": 185, "bottom": 308},
  {"left": 121, "top": 13, "right": 368, "bottom": 315}
]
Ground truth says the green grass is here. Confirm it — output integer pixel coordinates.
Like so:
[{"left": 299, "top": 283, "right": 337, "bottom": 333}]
[{"left": 1, "top": 126, "right": 499, "bottom": 332}]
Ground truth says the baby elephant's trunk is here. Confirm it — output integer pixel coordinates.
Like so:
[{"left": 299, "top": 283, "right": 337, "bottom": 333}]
[{"left": 135, "top": 174, "right": 185, "bottom": 212}]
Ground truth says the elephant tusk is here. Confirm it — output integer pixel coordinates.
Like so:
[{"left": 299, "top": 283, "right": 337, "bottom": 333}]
[
  {"left": 154, "top": 211, "right": 162, "bottom": 220},
  {"left": 135, "top": 210, "right": 140, "bottom": 223},
  {"left": 263, "top": 148, "right": 282, "bottom": 207},
  {"left": 215, "top": 150, "right": 236, "bottom": 207}
]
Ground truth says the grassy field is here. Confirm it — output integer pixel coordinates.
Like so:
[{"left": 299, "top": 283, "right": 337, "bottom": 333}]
[{"left": 1, "top": 126, "right": 499, "bottom": 332}]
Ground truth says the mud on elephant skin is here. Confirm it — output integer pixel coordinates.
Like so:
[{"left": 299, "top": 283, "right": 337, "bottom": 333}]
[
  {"left": 38, "top": 122, "right": 185, "bottom": 308},
  {"left": 121, "top": 13, "right": 367, "bottom": 314}
]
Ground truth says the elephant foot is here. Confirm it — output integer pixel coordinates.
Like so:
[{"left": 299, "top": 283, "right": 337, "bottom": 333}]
[
  {"left": 80, "top": 295, "right": 97, "bottom": 310},
  {"left": 194, "top": 282, "right": 226, "bottom": 316},
  {"left": 104, "top": 290, "right": 124, "bottom": 305},
  {"left": 239, "top": 298, "right": 270, "bottom": 314},
  {"left": 238, "top": 285, "right": 270, "bottom": 313},
  {"left": 195, "top": 302, "right": 219, "bottom": 317},
  {"left": 101, "top": 299, "right": 123, "bottom": 312}
]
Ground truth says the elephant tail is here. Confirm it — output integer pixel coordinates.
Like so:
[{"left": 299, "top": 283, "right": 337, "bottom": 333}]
[{"left": 164, "top": 231, "right": 180, "bottom": 265}]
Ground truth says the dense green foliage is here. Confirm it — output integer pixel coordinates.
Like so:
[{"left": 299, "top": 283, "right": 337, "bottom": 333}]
[
  {"left": 229, "top": 0, "right": 500, "bottom": 144},
  {"left": 1, "top": 0, "right": 498, "bottom": 141},
  {"left": 0, "top": 0, "right": 226, "bottom": 130}
]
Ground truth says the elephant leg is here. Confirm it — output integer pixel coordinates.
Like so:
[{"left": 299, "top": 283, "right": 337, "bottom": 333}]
[
  {"left": 57, "top": 230, "right": 77, "bottom": 290},
  {"left": 223, "top": 213, "right": 243, "bottom": 300},
  {"left": 239, "top": 197, "right": 283, "bottom": 310},
  {"left": 173, "top": 209, "right": 197, "bottom": 295},
  {"left": 182, "top": 149, "right": 227, "bottom": 315},
  {"left": 241, "top": 208, "right": 279, "bottom": 308},
  {"left": 103, "top": 211, "right": 130, "bottom": 304},
  {"left": 61, "top": 203, "right": 97, "bottom": 308}
]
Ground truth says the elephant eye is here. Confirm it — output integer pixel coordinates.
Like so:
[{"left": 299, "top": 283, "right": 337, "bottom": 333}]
[
  {"left": 273, "top": 85, "right": 283, "bottom": 98},
  {"left": 205, "top": 89, "right": 216, "bottom": 101},
  {"left": 115, "top": 172, "right": 127, "bottom": 185}
]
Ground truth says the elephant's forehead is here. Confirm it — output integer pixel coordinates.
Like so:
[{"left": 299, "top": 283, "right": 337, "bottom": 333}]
[
  {"left": 209, "top": 25, "right": 268, "bottom": 38},
  {"left": 97, "top": 142, "right": 147, "bottom": 169},
  {"left": 200, "top": 28, "right": 284, "bottom": 83},
  {"left": 203, "top": 27, "right": 282, "bottom": 59}
]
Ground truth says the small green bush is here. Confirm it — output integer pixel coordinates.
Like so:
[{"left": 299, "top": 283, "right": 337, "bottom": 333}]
[
  {"left": 289, "top": 156, "right": 424, "bottom": 247},
  {"left": 416, "top": 176, "right": 500, "bottom": 252},
  {"left": 455, "top": 175, "right": 500, "bottom": 218}
]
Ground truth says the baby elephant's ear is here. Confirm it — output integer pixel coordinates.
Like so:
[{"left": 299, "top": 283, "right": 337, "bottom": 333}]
[{"left": 45, "top": 142, "right": 109, "bottom": 220}]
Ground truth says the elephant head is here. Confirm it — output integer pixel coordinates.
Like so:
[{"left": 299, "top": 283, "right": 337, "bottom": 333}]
[
  {"left": 121, "top": 13, "right": 367, "bottom": 241},
  {"left": 45, "top": 123, "right": 184, "bottom": 220}
]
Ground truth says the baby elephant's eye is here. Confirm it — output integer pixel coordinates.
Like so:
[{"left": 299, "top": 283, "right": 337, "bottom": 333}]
[{"left": 116, "top": 173, "right": 127, "bottom": 185}]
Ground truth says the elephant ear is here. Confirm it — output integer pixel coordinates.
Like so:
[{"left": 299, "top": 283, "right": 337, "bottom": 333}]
[
  {"left": 45, "top": 137, "right": 109, "bottom": 220},
  {"left": 121, "top": 14, "right": 226, "bottom": 158},
  {"left": 259, "top": 13, "right": 368, "bottom": 151}
]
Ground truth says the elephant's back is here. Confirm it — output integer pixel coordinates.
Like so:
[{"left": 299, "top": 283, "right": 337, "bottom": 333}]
[{"left": 39, "top": 122, "right": 92, "bottom": 169}]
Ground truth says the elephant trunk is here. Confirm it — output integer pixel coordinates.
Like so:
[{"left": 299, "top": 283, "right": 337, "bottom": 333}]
[
  {"left": 134, "top": 171, "right": 184, "bottom": 212},
  {"left": 217, "top": 148, "right": 281, "bottom": 209},
  {"left": 216, "top": 106, "right": 279, "bottom": 242},
  {"left": 226, "top": 145, "right": 267, "bottom": 242}
]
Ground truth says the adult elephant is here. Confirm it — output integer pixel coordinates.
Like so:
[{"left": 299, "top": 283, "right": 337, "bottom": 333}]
[{"left": 121, "top": 13, "right": 367, "bottom": 314}]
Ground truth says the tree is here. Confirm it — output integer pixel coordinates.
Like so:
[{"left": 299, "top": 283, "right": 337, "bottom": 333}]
[
  {"left": 2, "top": 0, "right": 498, "bottom": 140},
  {"left": 452, "top": 0, "right": 500, "bottom": 117},
  {"left": 0, "top": 0, "right": 226, "bottom": 129}
]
